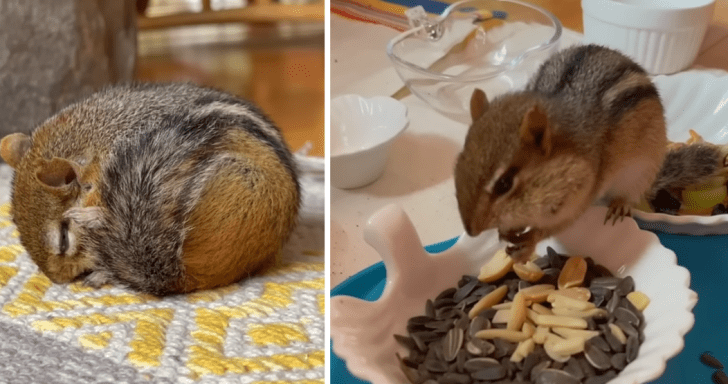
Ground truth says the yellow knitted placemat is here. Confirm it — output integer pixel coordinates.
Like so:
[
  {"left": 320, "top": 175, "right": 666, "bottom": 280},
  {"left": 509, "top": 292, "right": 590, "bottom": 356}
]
[{"left": 0, "top": 162, "right": 324, "bottom": 384}]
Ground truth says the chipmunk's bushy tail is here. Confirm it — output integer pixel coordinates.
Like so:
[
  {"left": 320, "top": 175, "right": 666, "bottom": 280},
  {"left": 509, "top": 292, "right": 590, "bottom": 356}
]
[{"left": 647, "top": 143, "right": 724, "bottom": 212}]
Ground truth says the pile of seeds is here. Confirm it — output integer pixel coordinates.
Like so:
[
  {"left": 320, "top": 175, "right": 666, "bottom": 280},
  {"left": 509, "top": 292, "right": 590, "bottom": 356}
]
[
  {"left": 395, "top": 247, "right": 650, "bottom": 384},
  {"left": 700, "top": 352, "right": 728, "bottom": 384}
]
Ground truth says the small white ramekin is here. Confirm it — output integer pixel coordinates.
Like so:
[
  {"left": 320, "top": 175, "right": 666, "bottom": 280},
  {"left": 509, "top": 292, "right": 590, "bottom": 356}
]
[{"left": 582, "top": 0, "right": 715, "bottom": 74}]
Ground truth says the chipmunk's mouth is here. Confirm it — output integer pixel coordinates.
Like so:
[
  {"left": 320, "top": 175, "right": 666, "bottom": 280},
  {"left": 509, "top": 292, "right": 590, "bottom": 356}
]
[{"left": 498, "top": 226, "right": 537, "bottom": 254}]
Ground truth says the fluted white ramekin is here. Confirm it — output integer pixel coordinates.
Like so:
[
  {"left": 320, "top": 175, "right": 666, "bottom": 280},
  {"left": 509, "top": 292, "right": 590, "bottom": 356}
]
[{"left": 582, "top": 0, "right": 715, "bottom": 75}]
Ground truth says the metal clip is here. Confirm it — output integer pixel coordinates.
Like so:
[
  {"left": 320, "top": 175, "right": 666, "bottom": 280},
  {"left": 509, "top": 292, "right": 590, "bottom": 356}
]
[{"left": 405, "top": 5, "right": 444, "bottom": 40}]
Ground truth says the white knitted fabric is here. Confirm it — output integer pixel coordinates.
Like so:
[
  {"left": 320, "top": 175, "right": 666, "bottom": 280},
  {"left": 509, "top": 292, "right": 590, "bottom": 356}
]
[{"left": 0, "top": 156, "right": 324, "bottom": 384}]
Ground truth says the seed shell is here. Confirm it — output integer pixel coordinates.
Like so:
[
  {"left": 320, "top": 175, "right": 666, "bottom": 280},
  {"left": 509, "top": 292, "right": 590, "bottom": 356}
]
[
  {"left": 701, "top": 352, "right": 724, "bottom": 369},
  {"left": 714, "top": 370, "right": 728, "bottom": 384}
]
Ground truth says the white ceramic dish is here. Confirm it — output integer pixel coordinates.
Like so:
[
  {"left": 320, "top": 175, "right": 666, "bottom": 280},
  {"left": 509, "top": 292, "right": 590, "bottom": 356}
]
[
  {"left": 331, "top": 204, "right": 697, "bottom": 384},
  {"left": 582, "top": 0, "right": 715, "bottom": 75},
  {"left": 632, "top": 69, "right": 728, "bottom": 234},
  {"left": 330, "top": 95, "right": 409, "bottom": 189}
]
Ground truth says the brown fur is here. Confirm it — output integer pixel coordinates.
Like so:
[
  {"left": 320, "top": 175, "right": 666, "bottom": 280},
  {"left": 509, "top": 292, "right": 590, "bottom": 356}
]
[
  {"left": 455, "top": 45, "right": 667, "bottom": 261},
  {"left": 0, "top": 83, "right": 300, "bottom": 294},
  {"left": 180, "top": 130, "right": 298, "bottom": 292}
]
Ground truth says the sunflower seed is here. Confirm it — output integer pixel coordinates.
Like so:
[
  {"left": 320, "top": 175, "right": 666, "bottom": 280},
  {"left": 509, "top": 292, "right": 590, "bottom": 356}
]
[
  {"left": 610, "top": 352, "right": 627, "bottom": 370},
  {"left": 563, "top": 357, "right": 584, "bottom": 380},
  {"left": 626, "top": 334, "right": 639, "bottom": 362},
  {"left": 713, "top": 370, "right": 728, "bottom": 384},
  {"left": 614, "top": 306, "right": 640, "bottom": 327},
  {"left": 463, "top": 357, "right": 500, "bottom": 372},
  {"left": 533, "top": 256, "right": 551, "bottom": 270},
  {"left": 701, "top": 352, "right": 724, "bottom": 369},
  {"left": 454, "top": 279, "right": 479, "bottom": 302},
  {"left": 589, "top": 286, "right": 612, "bottom": 308},
  {"left": 534, "top": 368, "right": 580, "bottom": 384},
  {"left": 614, "top": 319, "right": 639, "bottom": 339},
  {"left": 439, "top": 372, "right": 471, "bottom": 384},
  {"left": 614, "top": 276, "right": 634, "bottom": 297},
  {"left": 426, "top": 299, "right": 436, "bottom": 318},
  {"left": 584, "top": 339, "right": 612, "bottom": 370},
  {"left": 469, "top": 316, "right": 489, "bottom": 337},
  {"left": 531, "top": 360, "right": 552, "bottom": 380},
  {"left": 605, "top": 294, "right": 620, "bottom": 314},
  {"left": 587, "top": 370, "right": 618, "bottom": 384},
  {"left": 395, "top": 334, "right": 417, "bottom": 350},
  {"left": 590, "top": 277, "right": 622, "bottom": 290},
  {"left": 437, "top": 287, "right": 457, "bottom": 301},
  {"left": 471, "top": 365, "right": 507, "bottom": 381},
  {"left": 425, "top": 358, "right": 450, "bottom": 373},
  {"left": 444, "top": 328, "right": 464, "bottom": 362}
]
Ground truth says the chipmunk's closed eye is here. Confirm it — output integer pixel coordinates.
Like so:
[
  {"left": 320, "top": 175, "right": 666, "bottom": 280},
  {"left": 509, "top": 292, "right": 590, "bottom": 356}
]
[{"left": 59, "top": 220, "right": 69, "bottom": 255}]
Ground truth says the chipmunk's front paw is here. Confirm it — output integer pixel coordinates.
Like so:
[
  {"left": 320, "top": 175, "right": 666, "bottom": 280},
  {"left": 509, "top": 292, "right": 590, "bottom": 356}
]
[
  {"left": 83, "top": 270, "right": 113, "bottom": 289},
  {"left": 605, "top": 198, "right": 632, "bottom": 225}
]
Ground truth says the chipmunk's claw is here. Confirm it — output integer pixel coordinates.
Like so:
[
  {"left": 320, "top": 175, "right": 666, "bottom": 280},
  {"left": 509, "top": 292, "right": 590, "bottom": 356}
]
[
  {"left": 83, "top": 270, "right": 112, "bottom": 289},
  {"left": 605, "top": 199, "right": 631, "bottom": 225}
]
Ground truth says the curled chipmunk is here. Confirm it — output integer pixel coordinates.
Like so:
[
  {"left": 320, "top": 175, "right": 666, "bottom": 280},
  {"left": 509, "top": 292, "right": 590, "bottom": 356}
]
[{"left": 1, "top": 83, "right": 300, "bottom": 296}]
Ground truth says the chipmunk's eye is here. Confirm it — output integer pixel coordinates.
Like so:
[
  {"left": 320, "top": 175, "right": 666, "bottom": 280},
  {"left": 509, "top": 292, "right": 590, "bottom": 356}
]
[
  {"left": 492, "top": 167, "right": 518, "bottom": 196},
  {"left": 59, "top": 220, "right": 69, "bottom": 255}
]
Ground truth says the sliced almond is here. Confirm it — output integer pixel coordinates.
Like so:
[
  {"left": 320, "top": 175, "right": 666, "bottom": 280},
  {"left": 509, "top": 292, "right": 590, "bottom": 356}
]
[
  {"left": 513, "top": 261, "right": 544, "bottom": 282},
  {"left": 551, "top": 327, "right": 600, "bottom": 341},
  {"left": 518, "top": 284, "right": 556, "bottom": 303},
  {"left": 522, "top": 320, "right": 536, "bottom": 338},
  {"left": 544, "top": 335, "right": 572, "bottom": 362},
  {"left": 510, "top": 338, "right": 535, "bottom": 363},
  {"left": 478, "top": 249, "right": 514, "bottom": 283},
  {"left": 474, "top": 329, "right": 530, "bottom": 343},
  {"left": 531, "top": 303, "right": 554, "bottom": 316},
  {"left": 552, "top": 307, "right": 608, "bottom": 319},
  {"left": 548, "top": 294, "right": 596, "bottom": 311},
  {"left": 492, "top": 309, "right": 511, "bottom": 324},
  {"left": 550, "top": 287, "right": 591, "bottom": 302},
  {"left": 491, "top": 302, "right": 513, "bottom": 310},
  {"left": 528, "top": 312, "right": 588, "bottom": 329},
  {"left": 548, "top": 335, "right": 586, "bottom": 356},
  {"left": 532, "top": 325, "right": 550, "bottom": 344},
  {"left": 626, "top": 291, "right": 650, "bottom": 312},
  {"left": 468, "top": 285, "right": 508, "bottom": 319},
  {"left": 557, "top": 256, "right": 587, "bottom": 289},
  {"left": 609, "top": 323, "right": 627, "bottom": 344},
  {"left": 507, "top": 293, "right": 527, "bottom": 331}
]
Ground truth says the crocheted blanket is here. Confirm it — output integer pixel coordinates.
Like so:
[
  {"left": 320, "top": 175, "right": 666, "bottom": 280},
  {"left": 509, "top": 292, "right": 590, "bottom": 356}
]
[{"left": 0, "top": 156, "right": 325, "bottom": 384}]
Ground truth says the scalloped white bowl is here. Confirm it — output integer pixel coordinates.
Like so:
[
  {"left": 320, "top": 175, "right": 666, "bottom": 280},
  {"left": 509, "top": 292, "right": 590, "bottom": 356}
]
[
  {"left": 632, "top": 69, "right": 728, "bottom": 234},
  {"left": 331, "top": 95, "right": 409, "bottom": 189},
  {"left": 331, "top": 205, "right": 697, "bottom": 384}
]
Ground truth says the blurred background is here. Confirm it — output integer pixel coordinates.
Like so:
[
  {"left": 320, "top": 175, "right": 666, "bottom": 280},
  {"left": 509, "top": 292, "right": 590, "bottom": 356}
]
[{"left": 0, "top": 0, "right": 324, "bottom": 156}]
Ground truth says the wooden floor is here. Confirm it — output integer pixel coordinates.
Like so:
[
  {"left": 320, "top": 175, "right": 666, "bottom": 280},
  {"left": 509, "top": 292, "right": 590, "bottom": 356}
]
[{"left": 134, "top": 25, "right": 325, "bottom": 157}]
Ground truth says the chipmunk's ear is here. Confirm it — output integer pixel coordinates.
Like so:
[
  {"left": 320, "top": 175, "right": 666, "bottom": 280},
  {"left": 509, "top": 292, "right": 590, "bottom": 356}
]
[
  {"left": 35, "top": 157, "right": 83, "bottom": 190},
  {"left": 469, "top": 88, "right": 489, "bottom": 122},
  {"left": 1, "top": 133, "right": 31, "bottom": 168},
  {"left": 519, "top": 105, "right": 552, "bottom": 156}
]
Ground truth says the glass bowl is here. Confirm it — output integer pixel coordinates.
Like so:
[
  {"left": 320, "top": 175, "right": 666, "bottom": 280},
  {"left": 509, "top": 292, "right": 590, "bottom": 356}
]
[{"left": 386, "top": 0, "right": 562, "bottom": 123}]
